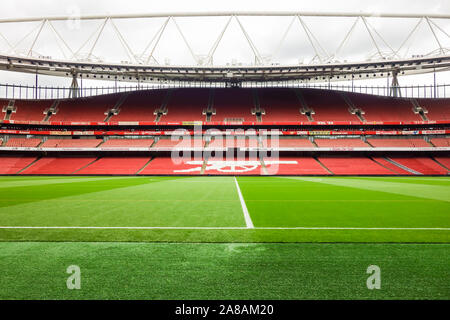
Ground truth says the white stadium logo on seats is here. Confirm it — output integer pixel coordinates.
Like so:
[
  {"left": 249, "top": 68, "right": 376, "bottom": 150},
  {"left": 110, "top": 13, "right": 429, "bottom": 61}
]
[{"left": 174, "top": 161, "right": 298, "bottom": 173}]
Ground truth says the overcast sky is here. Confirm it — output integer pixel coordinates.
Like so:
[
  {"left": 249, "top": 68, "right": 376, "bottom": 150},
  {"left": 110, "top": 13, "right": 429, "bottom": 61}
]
[{"left": 0, "top": 0, "right": 449, "bottom": 91}]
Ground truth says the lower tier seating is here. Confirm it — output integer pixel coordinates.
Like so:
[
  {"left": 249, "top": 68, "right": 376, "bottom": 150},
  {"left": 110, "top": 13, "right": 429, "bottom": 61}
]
[
  {"left": 101, "top": 139, "right": 154, "bottom": 148},
  {"left": 434, "top": 157, "right": 450, "bottom": 170},
  {"left": 21, "top": 157, "right": 97, "bottom": 174},
  {"left": 264, "top": 157, "right": 330, "bottom": 175},
  {"left": 0, "top": 156, "right": 37, "bottom": 174},
  {"left": 318, "top": 156, "right": 393, "bottom": 175},
  {"left": 139, "top": 157, "right": 204, "bottom": 175},
  {"left": 76, "top": 157, "right": 151, "bottom": 175},
  {"left": 388, "top": 157, "right": 448, "bottom": 175}
]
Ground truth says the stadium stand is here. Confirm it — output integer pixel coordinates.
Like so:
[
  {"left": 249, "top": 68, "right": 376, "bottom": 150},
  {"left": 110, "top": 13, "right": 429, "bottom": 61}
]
[
  {"left": 264, "top": 157, "right": 330, "bottom": 175},
  {"left": 301, "top": 89, "right": 359, "bottom": 121},
  {"left": 139, "top": 157, "right": 203, "bottom": 175},
  {"left": 41, "top": 139, "right": 102, "bottom": 148},
  {"left": 314, "top": 138, "right": 369, "bottom": 148},
  {"left": 160, "top": 88, "right": 209, "bottom": 122},
  {"left": 101, "top": 138, "right": 154, "bottom": 148},
  {"left": 212, "top": 89, "right": 256, "bottom": 122},
  {"left": 5, "top": 137, "right": 41, "bottom": 147},
  {"left": 430, "top": 137, "right": 450, "bottom": 147},
  {"left": 152, "top": 138, "right": 205, "bottom": 148},
  {"left": 367, "top": 138, "right": 430, "bottom": 148},
  {"left": 434, "top": 157, "right": 450, "bottom": 170},
  {"left": 257, "top": 88, "right": 309, "bottom": 122},
  {"left": 318, "top": 156, "right": 394, "bottom": 175},
  {"left": 77, "top": 157, "right": 151, "bottom": 175},
  {"left": 21, "top": 157, "right": 97, "bottom": 174},
  {"left": 371, "top": 157, "right": 414, "bottom": 175},
  {"left": 348, "top": 93, "right": 422, "bottom": 121},
  {"left": 417, "top": 98, "right": 450, "bottom": 120},
  {"left": 0, "top": 156, "right": 37, "bottom": 174},
  {"left": 264, "top": 138, "right": 315, "bottom": 148},
  {"left": 5, "top": 100, "right": 53, "bottom": 121},
  {"left": 50, "top": 94, "right": 120, "bottom": 122},
  {"left": 113, "top": 90, "right": 167, "bottom": 122},
  {"left": 388, "top": 157, "right": 448, "bottom": 175}
]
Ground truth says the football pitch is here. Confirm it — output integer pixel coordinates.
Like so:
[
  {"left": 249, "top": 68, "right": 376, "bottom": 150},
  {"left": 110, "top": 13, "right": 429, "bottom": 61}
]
[{"left": 0, "top": 176, "right": 449, "bottom": 299}]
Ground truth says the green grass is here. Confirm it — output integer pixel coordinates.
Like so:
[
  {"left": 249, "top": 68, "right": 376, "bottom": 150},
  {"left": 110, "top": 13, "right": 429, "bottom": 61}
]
[
  {"left": 0, "top": 176, "right": 448, "bottom": 242},
  {"left": 0, "top": 176, "right": 448, "bottom": 299},
  {"left": 0, "top": 242, "right": 448, "bottom": 300}
]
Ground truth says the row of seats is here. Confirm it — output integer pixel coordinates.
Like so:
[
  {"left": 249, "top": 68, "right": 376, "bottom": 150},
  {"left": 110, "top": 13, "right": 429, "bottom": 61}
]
[
  {"left": 2, "top": 88, "right": 449, "bottom": 123},
  {"left": 1, "top": 137, "right": 448, "bottom": 148},
  {"left": 1, "top": 155, "right": 447, "bottom": 175}
]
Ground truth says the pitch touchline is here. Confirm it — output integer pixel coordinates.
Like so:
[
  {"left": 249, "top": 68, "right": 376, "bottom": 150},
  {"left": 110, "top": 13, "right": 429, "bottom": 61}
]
[
  {"left": 234, "top": 177, "right": 254, "bottom": 229},
  {"left": 0, "top": 226, "right": 449, "bottom": 230}
]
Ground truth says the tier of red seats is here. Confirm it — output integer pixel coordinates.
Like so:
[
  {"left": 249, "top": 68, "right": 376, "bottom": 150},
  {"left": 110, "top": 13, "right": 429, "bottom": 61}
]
[
  {"left": 76, "top": 157, "right": 151, "bottom": 175},
  {"left": 258, "top": 88, "right": 309, "bottom": 122},
  {"left": 41, "top": 139, "right": 102, "bottom": 148},
  {"left": 161, "top": 89, "right": 208, "bottom": 122},
  {"left": 0, "top": 156, "right": 37, "bottom": 174},
  {"left": 6, "top": 100, "right": 52, "bottom": 121},
  {"left": 318, "top": 156, "right": 393, "bottom": 175},
  {"left": 5, "top": 138, "right": 41, "bottom": 147},
  {"left": 2, "top": 89, "right": 449, "bottom": 123},
  {"left": 112, "top": 90, "right": 166, "bottom": 122},
  {"left": 431, "top": 138, "right": 450, "bottom": 147},
  {"left": 21, "top": 157, "right": 97, "bottom": 174},
  {"left": 370, "top": 157, "right": 414, "bottom": 175},
  {"left": 152, "top": 138, "right": 205, "bottom": 148},
  {"left": 367, "top": 138, "right": 430, "bottom": 148},
  {"left": 314, "top": 138, "right": 369, "bottom": 148},
  {"left": 417, "top": 98, "right": 450, "bottom": 121},
  {"left": 263, "top": 138, "right": 315, "bottom": 148},
  {"left": 349, "top": 93, "right": 421, "bottom": 122},
  {"left": 264, "top": 156, "right": 329, "bottom": 175},
  {"left": 211, "top": 89, "right": 256, "bottom": 122},
  {"left": 434, "top": 157, "right": 450, "bottom": 170},
  {"left": 204, "top": 156, "right": 264, "bottom": 175},
  {"left": 51, "top": 94, "right": 120, "bottom": 122},
  {"left": 302, "top": 89, "right": 359, "bottom": 121},
  {"left": 139, "top": 157, "right": 203, "bottom": 175},
  {"left": 101, "top": 139, "right": 154, "bottom": 148},
  {"left": 388, "top": 157, "right": 448, "bottom": 175}
]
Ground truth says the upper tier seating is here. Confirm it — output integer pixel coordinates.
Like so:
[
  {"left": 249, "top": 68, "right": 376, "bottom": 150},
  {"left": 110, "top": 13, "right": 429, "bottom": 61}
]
[
  {"left": 368, "top": 138, "right": 430, "bottom": 148},
  {"left": 101, "top": 139, "right": 154, "bottom": 148},
  {"left": 318, "top": 156, "right": 393, "bottom": 175},
  {"left": 160, "top": 88, "right": 208, "bottom": 122},
  {"left": 301, "top": 89, "right": 359, "bottom": 121},
  {"left": 21, "top": 157, "right": 97, "bottom": 174},
  {"left": 2, "top": 89, "right": 450, "bottom": 123},
  {"left": 6, "top": 100, "right": 53, "bottom": 121},
  {"left": 258, "top": 88, "right": 309, "bottom": 122},
  {"left": 314, "top": 138, "right": 369, "bottom": 148},
  {"left": 112, "top": 90, "right": 167, "bottom": 122},
  {"left": 348, "top": 93, "right": 421, "bottom": 122},
  {"left": 430, "top": 137, "right": 450, "bottom": 147},
  {"left": 416, "top": 99, "right": 450, "bottom": 121},
  {"left": 41, "top": 139, "right": 102, "bottom": 148},
  {"left": 51, "top": 94, "right": 120, "bottom": 122},
  {"left": 211, "top": 89, "right": 256, "bottom": 122},
  {"left": 5, "top": 137, "right": 41, "bottom": 147},
  {"left": 0, "top": 156, "right": 37, "bottom": 174},
  {"left": 76, "top": 157, "right": 151, "bottom": 174},
  {"left": 388, "top": 157, "right": 448, "bottom": 175}
]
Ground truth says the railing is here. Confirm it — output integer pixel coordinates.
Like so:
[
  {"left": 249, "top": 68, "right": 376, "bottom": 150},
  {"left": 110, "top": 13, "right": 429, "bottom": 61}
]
[{"left": 0, "top": 82, "right": 449, "bottom": 100}]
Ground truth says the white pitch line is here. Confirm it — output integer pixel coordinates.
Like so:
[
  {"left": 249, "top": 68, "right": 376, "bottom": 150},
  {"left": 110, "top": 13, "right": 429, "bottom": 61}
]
[
  {"left": 234, "top": 177, "right": 254, "bottom": 229},
  {"left": 0, "top": 226, "right": 449, "bottom": 230}
]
